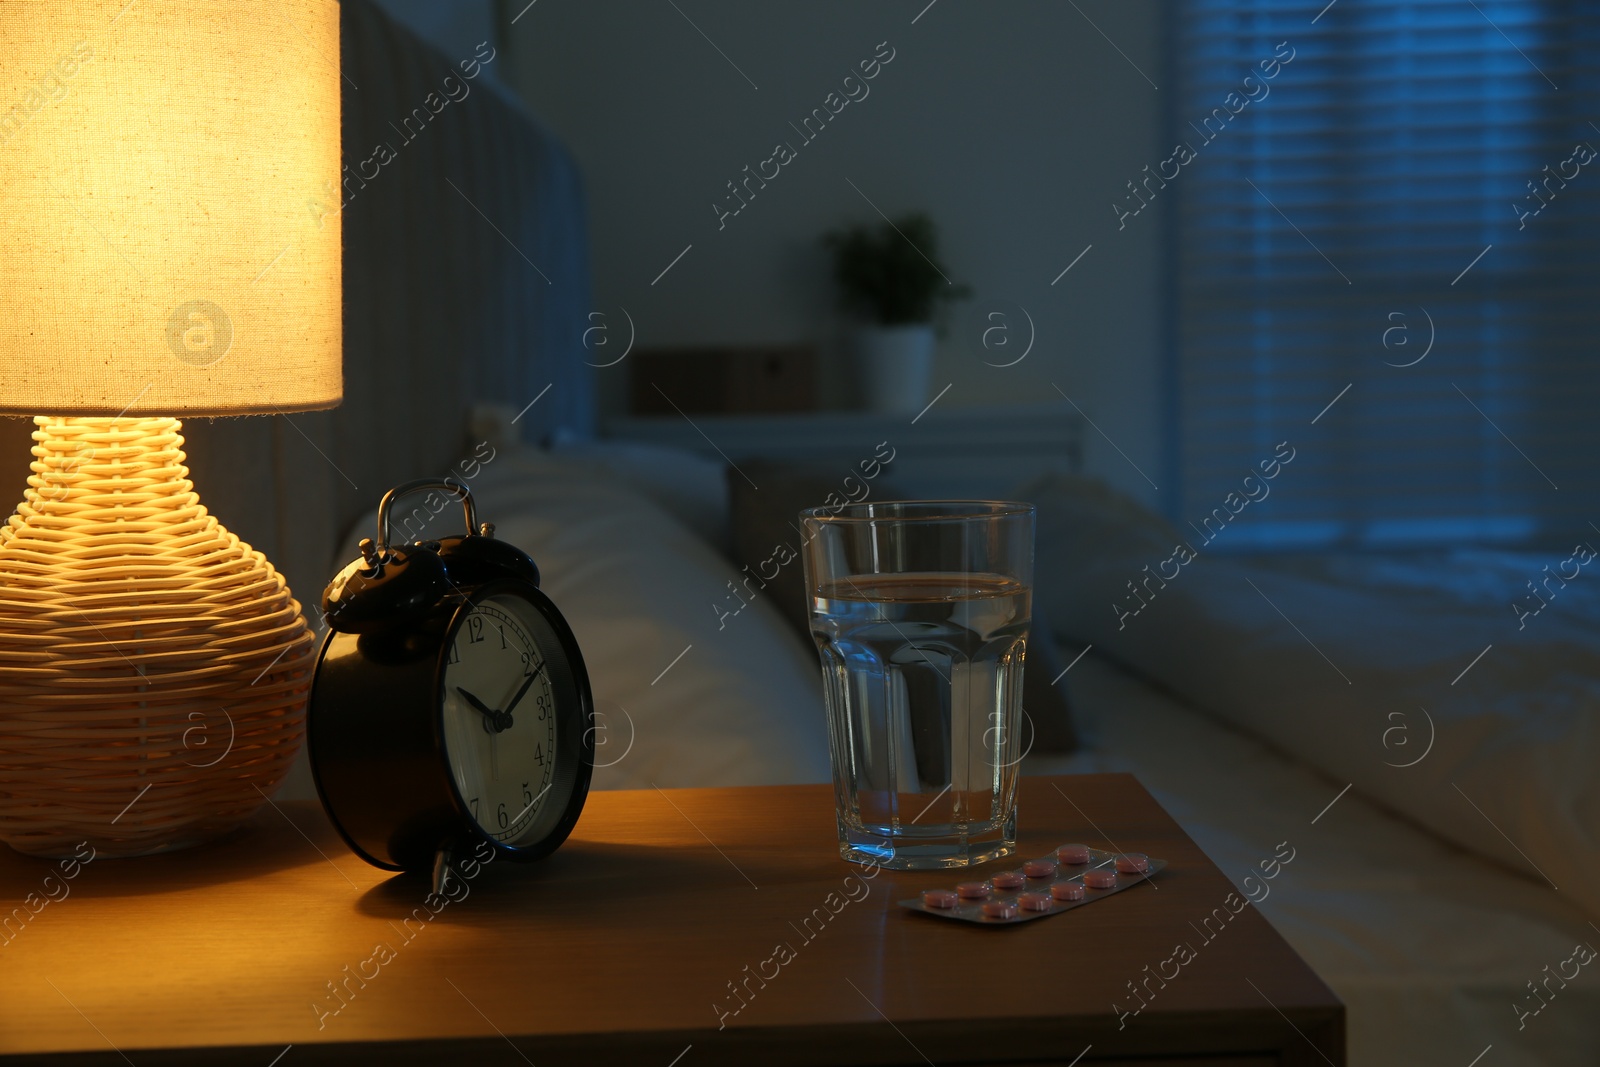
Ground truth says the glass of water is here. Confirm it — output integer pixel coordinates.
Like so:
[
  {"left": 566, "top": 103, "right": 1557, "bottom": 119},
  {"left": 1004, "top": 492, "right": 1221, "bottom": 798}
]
[{"left": 800, "top": 501, "right": 1035, "bottom": 870}]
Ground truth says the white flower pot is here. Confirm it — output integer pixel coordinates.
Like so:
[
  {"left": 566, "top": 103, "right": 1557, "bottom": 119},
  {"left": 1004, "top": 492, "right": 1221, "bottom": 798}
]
[{"left": 852, "top": 324, "right": 936, "bottom": 414}]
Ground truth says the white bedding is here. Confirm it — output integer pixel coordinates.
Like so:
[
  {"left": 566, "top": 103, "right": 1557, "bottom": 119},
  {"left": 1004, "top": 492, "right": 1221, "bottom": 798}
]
[
  {"left": 1025, "top": 473, "right": 1600, "bottom": 921},
  {"left": 1030, "top": 652, "right": 1600, "bottom": 1067}
]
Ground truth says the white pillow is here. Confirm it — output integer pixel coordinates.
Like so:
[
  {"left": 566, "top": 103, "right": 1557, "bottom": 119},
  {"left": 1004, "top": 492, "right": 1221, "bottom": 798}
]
[
  {"left": 334, "top": 451, "right": 831, "bottom": 791},
  {"left": 1023, "top": 472, "right": 1600, "bottom": 918},
  {"left": 545, "top": 440, "right": 732, "bottom": 554}
]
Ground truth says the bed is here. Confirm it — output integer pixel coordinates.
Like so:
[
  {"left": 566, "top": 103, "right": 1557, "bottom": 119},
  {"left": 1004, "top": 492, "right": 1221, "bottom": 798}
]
[
  {"left": 210, "top": 4, "right": 1597, "bottom": 1065},
  {"left": 1031, "top": 650, "right": 1599, "bottom": 1067}
]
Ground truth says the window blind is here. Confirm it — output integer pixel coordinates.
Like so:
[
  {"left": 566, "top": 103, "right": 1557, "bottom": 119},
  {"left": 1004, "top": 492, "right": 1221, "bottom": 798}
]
[{"left": 1172, "top": 0, "right": 1600, "bottom": 549}]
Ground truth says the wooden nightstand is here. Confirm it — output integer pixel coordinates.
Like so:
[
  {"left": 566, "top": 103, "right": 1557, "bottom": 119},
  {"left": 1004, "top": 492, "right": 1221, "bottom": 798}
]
[{"left": 0, "top": 774, "right": 1342, "bottom": 1065}]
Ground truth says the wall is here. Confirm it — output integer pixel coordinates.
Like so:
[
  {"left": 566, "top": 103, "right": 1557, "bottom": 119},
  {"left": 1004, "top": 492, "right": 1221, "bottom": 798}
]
[
  {"left": 371, "top": 0, "right": 502, "bottom": 81},
  {"left": 503, "top": 0, "right": 1166, "bottom": 506}
]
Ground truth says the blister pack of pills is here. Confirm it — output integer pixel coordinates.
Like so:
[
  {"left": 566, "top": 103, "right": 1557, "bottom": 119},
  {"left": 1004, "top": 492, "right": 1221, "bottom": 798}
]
[{"left": 899, "top": 843, "right": 1165, "bottom": 925}]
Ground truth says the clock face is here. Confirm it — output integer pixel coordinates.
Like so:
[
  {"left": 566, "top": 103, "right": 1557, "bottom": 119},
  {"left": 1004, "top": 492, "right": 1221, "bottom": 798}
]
[{"left": 440, "top": 594, "right": 559, "bottom": 846}]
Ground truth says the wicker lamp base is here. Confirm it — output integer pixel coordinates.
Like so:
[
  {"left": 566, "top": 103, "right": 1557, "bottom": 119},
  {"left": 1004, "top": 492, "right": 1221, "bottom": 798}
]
[{"left": 0, "top": 417, "right": 315, "bottom": 858}]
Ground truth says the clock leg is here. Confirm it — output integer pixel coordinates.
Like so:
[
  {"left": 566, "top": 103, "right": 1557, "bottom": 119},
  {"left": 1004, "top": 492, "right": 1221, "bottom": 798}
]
[{"left": 431, "top": 846, "right": 454, "bottom": 898}]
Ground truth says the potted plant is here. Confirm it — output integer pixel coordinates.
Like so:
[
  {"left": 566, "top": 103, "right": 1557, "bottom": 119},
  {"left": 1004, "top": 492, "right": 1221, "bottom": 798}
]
[{"left": 824, "top": 213, "right": 969, "bottom": 413}]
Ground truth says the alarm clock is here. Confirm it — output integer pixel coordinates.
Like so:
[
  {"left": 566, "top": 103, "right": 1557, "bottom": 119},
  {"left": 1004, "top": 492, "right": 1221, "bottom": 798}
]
[{"left": 308, "top": 479, "right": 594, "bottom": 892}]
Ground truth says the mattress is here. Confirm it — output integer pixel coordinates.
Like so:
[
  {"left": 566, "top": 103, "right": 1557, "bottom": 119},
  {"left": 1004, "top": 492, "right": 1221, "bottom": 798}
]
[{"left": 1027, "top": 651, "right": 1600, "bottom": 1067}]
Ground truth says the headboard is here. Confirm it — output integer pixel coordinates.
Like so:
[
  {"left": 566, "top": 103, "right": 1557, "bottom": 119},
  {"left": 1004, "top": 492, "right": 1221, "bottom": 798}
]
[{"left": 0, "top": 0, "right": 595, "bottom": 609}]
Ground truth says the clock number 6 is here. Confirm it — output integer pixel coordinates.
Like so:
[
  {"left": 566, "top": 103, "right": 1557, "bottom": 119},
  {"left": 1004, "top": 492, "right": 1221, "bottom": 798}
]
[{"left": 497, "top": 802, "right": 509, "bottom": 829}]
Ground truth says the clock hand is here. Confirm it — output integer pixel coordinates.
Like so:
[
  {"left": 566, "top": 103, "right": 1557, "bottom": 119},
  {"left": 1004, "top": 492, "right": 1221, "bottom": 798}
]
[
  {"left": 455, "top": 686, "right": 510, "bottom": 733},
  {"left": 500, "top": 662, "right": 547, "bottom": 721}
]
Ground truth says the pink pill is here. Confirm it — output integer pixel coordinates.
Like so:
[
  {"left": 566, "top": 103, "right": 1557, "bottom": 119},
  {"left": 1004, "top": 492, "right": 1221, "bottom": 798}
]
[
  {"left": 956, "top": 881, "right": 991, "bottom": 899},
  {"left": 1023, "top": 859, "right": 1058, "bottom": 878},
  {"left": 921, "top": 889, "right": 959, "bottom": 909},
  {"left": 1083, "top": 868, "right": 1117, "bottom": 889},
  {"left": 1050, "top": 881, "right": 1086, "bottom": 901},
  {"left": 982, "top": 899, "right": 1018, "bottom": 919},
  {"left": 1018, "top": 891, "right": 1053, "bottom": 912},
  {"left": 991, "top": 870, "right": 1026, "bottom": 889},
  {"left": 1115, "top": 853, "right": 1150, "bottom": 874},
  {"left": 1056, "top": 844, "right": 1092, "bottom": 865}
]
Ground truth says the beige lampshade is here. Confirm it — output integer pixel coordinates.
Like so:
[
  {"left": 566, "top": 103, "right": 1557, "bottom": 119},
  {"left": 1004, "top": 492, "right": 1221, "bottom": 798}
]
[{"left": 0, "top": 0, "right": 342, "bottom": 415}]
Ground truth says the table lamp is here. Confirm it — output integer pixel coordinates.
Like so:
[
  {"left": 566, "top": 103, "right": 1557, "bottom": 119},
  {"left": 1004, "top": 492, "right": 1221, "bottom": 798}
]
[{"left": 0, "top": 1, "right": 342, "bottom": 857}]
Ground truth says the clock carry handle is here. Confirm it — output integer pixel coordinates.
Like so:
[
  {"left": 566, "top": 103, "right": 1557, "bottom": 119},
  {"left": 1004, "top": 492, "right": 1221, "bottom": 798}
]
[
  {"left": 366, "top": 477, "right": 540, "bottom": 590},
  {"left": 372, "top": 479, "right": 485, "bottom": 560}
]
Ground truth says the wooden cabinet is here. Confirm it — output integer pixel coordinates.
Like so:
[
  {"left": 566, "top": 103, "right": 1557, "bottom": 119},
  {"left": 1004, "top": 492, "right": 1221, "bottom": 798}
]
[{"left": 604, "top": 403, "right": 1085, "bottom": 500}]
